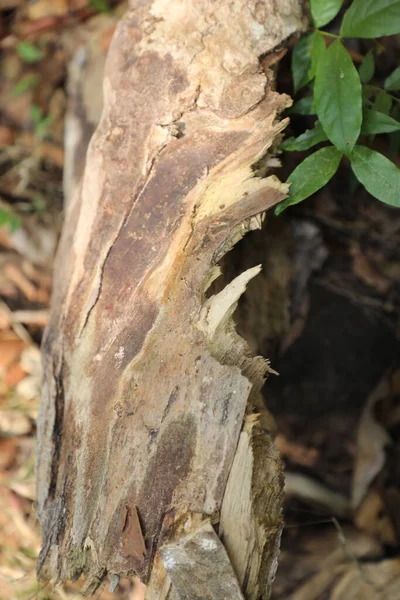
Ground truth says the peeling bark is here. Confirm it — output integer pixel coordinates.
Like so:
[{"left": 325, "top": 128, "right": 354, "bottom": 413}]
[{"left": 37, "top": 0, "right": 305, "bottom": 597}]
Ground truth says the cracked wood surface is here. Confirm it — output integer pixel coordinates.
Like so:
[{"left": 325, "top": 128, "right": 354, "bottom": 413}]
[{"left": 36, "top": 0, "right": 304, "bottom": 597}]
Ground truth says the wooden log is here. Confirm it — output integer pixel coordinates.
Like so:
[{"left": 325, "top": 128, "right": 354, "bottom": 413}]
[{"left": 36, "top": 0, "right": 305, "bottom": 597}]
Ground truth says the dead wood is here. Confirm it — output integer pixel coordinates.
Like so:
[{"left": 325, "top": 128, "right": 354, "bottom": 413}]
[
  {"left": 161, "top": 523, "right": 245, "bottom": 599},
  {"left": 36, "top": 1, "right": 305, "bottom": 597}
]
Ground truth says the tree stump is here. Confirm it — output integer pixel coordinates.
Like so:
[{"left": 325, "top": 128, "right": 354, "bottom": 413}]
[{"left": 36, "top": 1, "right": 305, "bottom": 597}]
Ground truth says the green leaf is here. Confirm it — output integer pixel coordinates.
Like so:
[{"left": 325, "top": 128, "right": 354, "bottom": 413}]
[
  {"left": 280, "top": 121, "right": 328, "bottom": 151},
  {"left": 389, "top": 104, "right": 400, "bottom": 157},
  {"left": 29, "top": 105, "right": 52, "bottom": 140},
  {"left": 275, "top": 146, "right": 342, "bottom": 215},
  {"left": 362, "top": 85, "right": 374, "bottom": 105},
  {"left": 35, "top": 115, "right": 52, "bottom": 141},
  {"left": 12, "top": 74, "right": 39, "bottom": 97},
  {"left": 0, "top": 208, "right": 21, "bottom": 233},
  {"left": 309, "top": 32, "right": 326, "bottom": 80},
  {"left": 16, "top": 41, "right": 43, "bottom": 63},
  {"left": 90, "top": 0, "right": 111, "bottom": 12},
  {"left": 350, "top": 146, "right": 400, "bottom": 207},
  {"left": 292, "top": 34, "right": 313, "bottom": 93},
  {"left": 30, "top": 104, "right": 42, "bottom": 124},
  {"left": 287, "top": 96, "right": 316, "bottom": 115},
  {"left": 385, "top": 67, "right": 400, "bottom": 91},
  {"left": 32, "top": 193, "right": 46, "bottom": 213},
  {"left": 374, "top": 90, "right": 393, "bottom": 114},
  {"left": 292, "top": 32, "right": 325, "bottom": 93},
  {"left": 358, "top": 51, "right": 375, "bottom": 83},
  {"left": 361, "top": 109, "right": 400, "bottom": 134},
  {"left": 341, "top": 0, "right": 400, "bottom": 38},
  {"left": 310, "top": 0, "right": 343, "bottom": 27},
  {"left": 314, "top": 40, "right": 362, "bottom": 154}
]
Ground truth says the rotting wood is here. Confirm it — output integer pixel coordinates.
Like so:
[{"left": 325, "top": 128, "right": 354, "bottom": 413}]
[
  {"left": 36, "top": 0, "right": 305, "bottom": 597},
  {"left": 220, "top": 415, "right": 284, "bottom": 600},
  {"left": 161, "top": 522, "right": 245, "bottom": 600}
]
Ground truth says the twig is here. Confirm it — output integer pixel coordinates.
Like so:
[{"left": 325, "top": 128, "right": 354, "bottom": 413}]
[{"left": 0, "top": 299, "right": 33, "bottom": 344}]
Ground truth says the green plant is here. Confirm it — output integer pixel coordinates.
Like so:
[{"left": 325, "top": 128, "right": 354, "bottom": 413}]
[
  {"left": 90, "top": 0, "right": 111, "bottom": 12},
  {"left": 12, "top": 73, "right": 40, "bottom": 97},
  {"left": 16, "top": 41, "right": 44, "bottom": 64},
  {"left": 0, "top": 206, "right": 21, "bottom": 232},
  {"left": 275, "top": 0, "right": 400, "bottom": 215},
  {"left": 30, "top": 104, "right": 52, "bottom": 142},
  {"left": 12, "top": 40, "right": 45, "bottom": 97}
]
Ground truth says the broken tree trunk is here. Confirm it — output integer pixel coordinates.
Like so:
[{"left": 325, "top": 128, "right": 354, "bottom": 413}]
[{"left": 36, "top": 1, "right": 305, "bottom": 598}]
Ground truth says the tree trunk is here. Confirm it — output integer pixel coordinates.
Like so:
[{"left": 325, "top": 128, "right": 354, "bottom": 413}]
[{"left": 36, "top": 1, "right": 305, "bottom": 597}]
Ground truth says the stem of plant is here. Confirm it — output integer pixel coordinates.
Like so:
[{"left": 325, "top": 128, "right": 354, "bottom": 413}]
[{"left": 316, "top": 30, "right": 342, "bottom": 40}]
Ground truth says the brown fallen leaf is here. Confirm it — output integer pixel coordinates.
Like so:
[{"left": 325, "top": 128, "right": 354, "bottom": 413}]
[
  {"left": 383, "top": 488, "right": 400, "bottom": 541},
  {"left": 4, "top": 362, "right": 26, "bottom": 386},
  {"left": 7, "top": 222, "right": 58, "bottom": 269},
  {"left": 0, "top": 125, "right": 16, "bottom": 146},
  {"left": 0, "top": 437, "right": 18, "bottom": 470},
  {"left": 276, "top": 433, "right": 318, "bottom": 467},
  {"left": 0, "top": 485, "right": 39, "bottom": 549},
  {"left": 22, "top": 260, "right": 52, "bottom": 291},
  {"left": 331, "top": 558, "right": 400, "bottom": 600},
  {"left": 0, "top": 308, "right": 11, "bottom": 330},
  {"left": 3, "top": 264, "right": 39, "bottom": 302},
  {"left": 0, "top": 1, "right": 24, "bottom": 11},
  {"left": 352, "top": 378, "right": 391, "bottom": 510},
  {"left": 0, "top": 335, "right": 25, "bottom": 373},
  {"left": 350, "top": 244, "right": 391, "bottom": 295},
  {"left": 0, "top": 410, "right": 31, "bottom": 436},
  {"left": 285, "top": 565, "right": 346, "bottom": 600},
  {"left": 274, "top": 524, "right": 382, "bottom": 598},
  {"left": 8, "top": 480, "right": 36, "bottom": 501},
  {"left": 285, "top": 559, "right": 400, "bottom": 600},
  {"left": 26, "top": 0, "right": 69, "bottom": 19},
  {"left": 18, "top": 131, "right": 65, "bottom": 167},
  {"left": 69, "top": 0, "right": 91, "bottom": 9},
  {"left": 40, "top": 141, "right": 65, "bottom": 167},
  {"left": 355, "top": 489, "right": 397, "bottom": 546}
]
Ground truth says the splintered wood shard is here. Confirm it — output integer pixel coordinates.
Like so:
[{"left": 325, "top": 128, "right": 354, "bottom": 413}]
[
  {"left": 161, "top": 523, "right": 245, "bottom": 600},
  {"left": 36, "top": 0, "right": 304, "bottom": 597}
]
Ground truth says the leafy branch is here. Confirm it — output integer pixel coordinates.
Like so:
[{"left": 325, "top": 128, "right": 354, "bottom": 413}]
[{"left": 276, "top": 0, "right": 400, "bottom": 215}]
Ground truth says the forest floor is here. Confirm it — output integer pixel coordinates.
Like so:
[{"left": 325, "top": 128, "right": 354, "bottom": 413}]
[{"left": 0, "top": 2, "right": 399, "bottom": 599}]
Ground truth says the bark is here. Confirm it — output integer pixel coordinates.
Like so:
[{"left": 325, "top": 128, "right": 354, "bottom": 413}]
[{"left": 36, "top": 1, "right": 305, "bottom": 597}]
